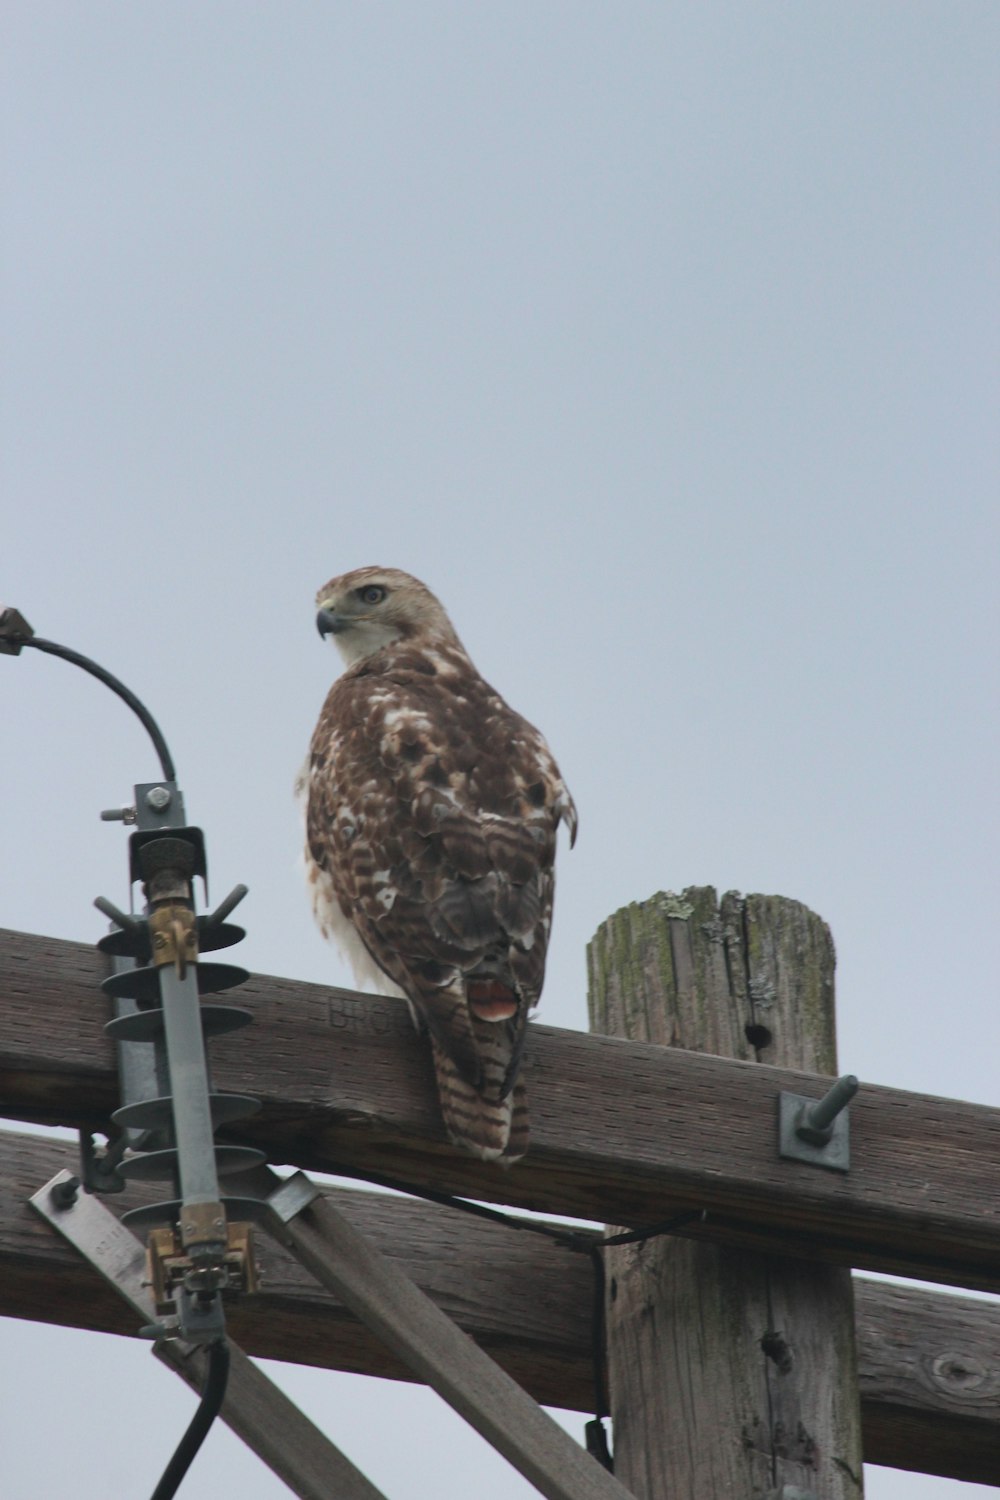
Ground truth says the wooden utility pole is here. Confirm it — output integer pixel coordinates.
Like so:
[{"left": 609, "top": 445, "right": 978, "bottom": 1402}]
[{"left": 588, "top": 888, "right": 864, "bottom": 1499}]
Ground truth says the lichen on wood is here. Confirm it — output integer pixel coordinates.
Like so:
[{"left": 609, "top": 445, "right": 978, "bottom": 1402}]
[{"left": 588, "top": 886, "right": 864, "bottom": 1499}]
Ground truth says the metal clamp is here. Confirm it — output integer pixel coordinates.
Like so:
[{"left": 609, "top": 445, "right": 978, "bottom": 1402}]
[
  {"left": 147, "top": 1221, "right": 259, "bottom": 1313},
  {"left": 778, "top": 1073, "right": 858, "bottom": 1173},
  {"left": 148, "top": 903, "right": 198, "bottom": 978}
]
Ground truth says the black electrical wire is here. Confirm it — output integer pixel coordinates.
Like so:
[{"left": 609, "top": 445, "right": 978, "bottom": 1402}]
[
  {"left": 583, "top": 1246, "right": 614, "bottom": 1469},
  {"left": 324, "top": 1160, "right": 597, "bottom": 1247},
  {"left": 150, "top": 1338, "right": 230, "bottom": 1500},
  {"left": 324, "top": 1158, "right": 704, "bottom": 1255},
  {"left": 16, "top": 635, "right": 177, "bottom": 782},
  {"left": 318, "top": 1155, "right": 704, "bottom": 1474}
]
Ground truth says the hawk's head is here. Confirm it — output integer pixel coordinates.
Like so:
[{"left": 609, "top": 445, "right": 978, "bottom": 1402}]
[{"left": 315, "top": 567, "right": 460, "bottom": 666}]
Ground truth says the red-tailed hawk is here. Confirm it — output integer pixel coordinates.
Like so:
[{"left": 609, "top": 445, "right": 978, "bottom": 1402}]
[{"left": 299, "top": 566, "right": 577, "bottom": 1162}]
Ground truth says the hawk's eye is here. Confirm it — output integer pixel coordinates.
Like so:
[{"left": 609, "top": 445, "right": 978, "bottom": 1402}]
[{"left": 357, "top": 585, "right": 386, "bottom": 606}]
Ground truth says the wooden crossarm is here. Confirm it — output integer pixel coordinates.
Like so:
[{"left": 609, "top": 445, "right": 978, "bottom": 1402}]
[
  {"left": 2, "top": 1129, "right": 999, "bottom": 1486},
  {"left": 2, "top": 927, "right": 999, "bottom": 1290}
]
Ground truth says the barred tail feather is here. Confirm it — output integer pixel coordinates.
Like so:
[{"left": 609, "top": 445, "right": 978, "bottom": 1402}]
[{"left": 431, "top": 1023, "right": 530, "bottom": 1163}]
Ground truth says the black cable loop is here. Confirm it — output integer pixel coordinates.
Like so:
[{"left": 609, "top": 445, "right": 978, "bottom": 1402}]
[
  {"left": 16, "top": 636, "right": 177, "bottom": 782},
  {"left": 150, "top": 1338, "right": 230, "bottom": 1500}
]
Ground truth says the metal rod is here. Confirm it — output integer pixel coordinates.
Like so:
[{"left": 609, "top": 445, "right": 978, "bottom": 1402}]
[
  {"left": 800, "top": 1074, "right": 859, "bottom": 1140},
  {"left": 157, "top": 963, "right": 224, "bottom": 1237},
  {"left": 93, "top": 896, "right": 144, "bottom": 936},
  {"left": 204, "top": 884, "right": 249, "bottom": 929}
]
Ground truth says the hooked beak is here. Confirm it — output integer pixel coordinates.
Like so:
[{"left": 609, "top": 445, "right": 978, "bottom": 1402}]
[{"left": 316, "top": 608, "right": 343, "bottom": 638}]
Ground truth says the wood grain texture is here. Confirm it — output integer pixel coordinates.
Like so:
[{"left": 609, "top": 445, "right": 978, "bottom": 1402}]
[
  {"left": 589, "top": 889, "right": 864, "bottom": 1499},
  {"left": 2, "top": 926, "right": 1000, "bottom": 1289},
  {"left": 274, "top": 1193, "right": 634, "bottom": 1500},
  {"left": 3, "top": 1131, "right": 998, "bottom": 1484},
  {"left": 853, "top": 1278, "right": 1000, "bottom": 1485}
]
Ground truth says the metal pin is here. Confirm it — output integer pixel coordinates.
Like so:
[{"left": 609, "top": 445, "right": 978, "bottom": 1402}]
[
  {"left": 93, "top": 895, "right": 143, "bottom": 935},
  {"left": 100, "top": 806, "right": 137, "bottom": 824},
  {"left": 138, "top": 1320, "right": 178, "bottom": 1341},
  {"left": 204, "top": 883, "right": 249, "bottom": 929},
  {"left": 796, "top": 1074, "right": 859, "bottom": 1147}
]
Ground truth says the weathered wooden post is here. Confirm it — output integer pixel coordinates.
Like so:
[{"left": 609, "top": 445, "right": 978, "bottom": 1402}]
[{"left": 588, "top": 887, "right": 864, "bottom": 1499}]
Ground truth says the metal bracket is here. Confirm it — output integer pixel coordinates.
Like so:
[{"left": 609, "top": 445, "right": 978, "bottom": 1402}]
[
  {"left": 30, "top": 1169, "right": 231, "bottom": 1343},
  {"left": 147, "top": 1222, "right": 259, "bottom": 1312},
  {"left": 778, "top": 1074, "right": 858, "bottom": 1173},
  {"left": 148, "top": 902, "right": 199, "bottom": 977},
  {"left": 30, "top": 1170, "right": 158, "bottom": 1324},
  {"left": 0, "top": 605, "right": 35, "bottom": 654},
  {"left": 134, "top": 781, "right": 188, "bottom": 832},
  {"left": 267, "top": 1170, "right": 323, "bottom": 1227}
]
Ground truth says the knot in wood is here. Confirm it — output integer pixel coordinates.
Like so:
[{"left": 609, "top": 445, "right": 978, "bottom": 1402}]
[
  {"left": 761, "top": 1328, "right": 795, "bottom": 1374},
  {"left": 929, "top": 1351, "right": 989, "bottom": 1394}
]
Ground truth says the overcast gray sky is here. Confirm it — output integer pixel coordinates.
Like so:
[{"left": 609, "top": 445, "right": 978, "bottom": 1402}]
[{"left": 2, "top": 5, "right": 998, "bottom": 1498}]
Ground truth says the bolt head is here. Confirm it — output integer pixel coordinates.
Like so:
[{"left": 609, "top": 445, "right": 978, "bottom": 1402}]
[
  {"left": 145, "top": 786, "right": 172, "bottom": 812},
  {"left": 51, "top": 1175, "right": 81, "bottom": 1208}
]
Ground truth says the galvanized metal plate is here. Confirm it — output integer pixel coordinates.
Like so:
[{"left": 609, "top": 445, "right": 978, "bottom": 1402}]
[
  {"left": 778, "top": 1090, "right": 851, "bottom": 1172},
  {"left": 30, "top": 1171, "right": 156, "bottom": 1321},
  {"left": 266, "top": 1170, "right": 322, "bottom": 1225}
]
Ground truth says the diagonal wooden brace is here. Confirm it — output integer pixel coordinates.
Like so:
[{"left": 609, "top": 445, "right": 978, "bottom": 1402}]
[{"left": 263, "top": 1170, "right": 633, "bottom": 1500}]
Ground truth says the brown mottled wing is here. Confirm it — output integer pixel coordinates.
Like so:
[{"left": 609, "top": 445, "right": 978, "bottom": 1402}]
[{"left": 305, "top": 644, "right": 574, "bottom": 1147}]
